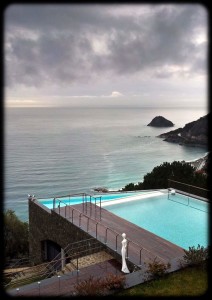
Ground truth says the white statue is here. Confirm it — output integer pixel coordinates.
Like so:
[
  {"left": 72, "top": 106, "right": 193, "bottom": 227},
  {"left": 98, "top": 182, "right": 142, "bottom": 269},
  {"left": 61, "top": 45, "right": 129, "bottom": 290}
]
[{"left": 121, "top": 233, "right": 130, "bottom": 273}]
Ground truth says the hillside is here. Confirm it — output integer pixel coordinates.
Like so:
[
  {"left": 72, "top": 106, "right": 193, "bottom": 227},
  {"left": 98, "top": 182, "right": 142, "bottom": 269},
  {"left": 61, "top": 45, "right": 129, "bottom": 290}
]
[{"left": 158, "top": 114, "right": 209, "bottom": 147}]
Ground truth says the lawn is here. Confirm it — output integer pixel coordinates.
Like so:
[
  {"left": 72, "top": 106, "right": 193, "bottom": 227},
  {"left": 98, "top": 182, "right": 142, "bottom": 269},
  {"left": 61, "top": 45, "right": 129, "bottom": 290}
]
[{"left": 115, "top": 264, "right": 208, "bottom": 297}]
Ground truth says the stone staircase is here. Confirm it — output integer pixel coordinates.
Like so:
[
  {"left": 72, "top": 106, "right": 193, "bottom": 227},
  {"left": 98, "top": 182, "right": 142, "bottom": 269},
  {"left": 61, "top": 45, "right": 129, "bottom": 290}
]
[
  {"left": 4, "top": 262, "right": 52, "bottom": 289},
  {"left": 58, "top": 251, "right": 113, "bottom": 275},
  {"left": 5, "top": 250, "right": 114, "bottom": 289}
]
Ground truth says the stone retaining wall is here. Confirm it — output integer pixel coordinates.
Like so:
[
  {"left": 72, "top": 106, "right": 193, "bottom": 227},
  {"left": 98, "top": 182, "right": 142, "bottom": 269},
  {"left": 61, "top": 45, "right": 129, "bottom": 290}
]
[{"left": 28, "top": 199, "right": 128, "bottom": 268}]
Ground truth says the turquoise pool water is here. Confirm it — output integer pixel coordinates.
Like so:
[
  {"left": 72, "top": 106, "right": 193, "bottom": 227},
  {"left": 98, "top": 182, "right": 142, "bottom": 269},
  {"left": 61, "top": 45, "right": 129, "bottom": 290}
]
[
  {"left": 105, "top": 192, "right": 209, "bottom": 250},
  {"left": 38, "top": 191, "right": 145, "bottom": 209},
  {"left": 39, "top": 190, "right": 209, "bottom": 250}
]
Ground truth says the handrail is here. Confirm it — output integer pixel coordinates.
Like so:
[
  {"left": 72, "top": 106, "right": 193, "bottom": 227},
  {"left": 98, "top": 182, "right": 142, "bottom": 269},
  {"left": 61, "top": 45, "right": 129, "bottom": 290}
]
[
  {"left": 167, "top": 188, "right": 209, "bottom": 213},
  {"left": 37, "top": 192, "right": 118, "bottom": 222},
  {"left": 4, "top": 261, "right": 51, "bottom": 288},
  {"left": 105, "top": 227, "right": 109, "bottom": 244},
  {"left": 4, "top": 256, "right": 34, "bottom": 269},
  {"left": 168, "top": 179, "right": 209, "bottom": 191},
  {"left": 38, "top": 240, "right": 100, "bottom": 280},
  {"left": 104, "top": 227, "right": 120, "bottom": 251},
  {"left": 168, "top": 187, "right": 208, "bottom": 200},
  {"left": 57, "top": 199, "right": 69, "bottom": 217},
  {"left": 56, "top": 202, "right": 169, "bottom": 265},
  {"left": 38, "top": 234, "right": 93, "bottom": 275},
  {"left": 81, "top": 194, "right": 102, "bottom": 219},
  {"left": 37, "top": 192, "right": 86, "bottom": 201},
  {"left": 95, "top": 222, "right": 98, "bottom": 238},
  {"left": 168, "top": 179, "right": 209, "bottom": 200},
  {"left": 168, "top": 191, "right": 189, "bottom": 206},
  {"left": 80, "top": 213, "right": 98, "bottom": 229},
  {"left": 59, "top": 205, "right": 166, "bottom": 266},
  {"left": 115, "top": 234, "right": 119, "bottom": 252},
  {"left": 5, "top": 243, "right": 105, "bottom": 289},
  {"left": 85, "top": 193, "right": 102, "bottom": 200}
]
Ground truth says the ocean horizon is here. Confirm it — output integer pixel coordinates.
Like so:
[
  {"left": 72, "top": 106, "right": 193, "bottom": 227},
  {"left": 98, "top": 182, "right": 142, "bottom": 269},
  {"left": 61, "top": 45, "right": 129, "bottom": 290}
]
[{"left": 4, "top": 106, "right": 208, "bottom": 221}]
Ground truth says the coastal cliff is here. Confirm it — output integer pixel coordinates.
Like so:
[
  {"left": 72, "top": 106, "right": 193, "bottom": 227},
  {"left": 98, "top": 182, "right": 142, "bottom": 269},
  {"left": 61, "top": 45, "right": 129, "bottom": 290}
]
[{"left": 158, "top": 114, "right": 209, "bottom": 147}]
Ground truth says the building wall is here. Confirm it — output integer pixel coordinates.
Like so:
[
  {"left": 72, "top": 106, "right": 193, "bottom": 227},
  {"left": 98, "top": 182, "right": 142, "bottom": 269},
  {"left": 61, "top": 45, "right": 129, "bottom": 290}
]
[
  {"left": 28, "top": 199, "right": 126, "bottom": 267},
  {"left": 29, "top": 199, "right": 97, "bottom": 264}
]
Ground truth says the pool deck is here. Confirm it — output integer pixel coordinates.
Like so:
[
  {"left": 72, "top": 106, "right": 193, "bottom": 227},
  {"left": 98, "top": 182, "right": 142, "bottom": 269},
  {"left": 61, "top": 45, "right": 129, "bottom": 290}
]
[
  {"left": 55, "top": 202, "right": 185, "bottom": 271},
  {"left": 6, "top": 198, "right": 187, "bottom": 297}
]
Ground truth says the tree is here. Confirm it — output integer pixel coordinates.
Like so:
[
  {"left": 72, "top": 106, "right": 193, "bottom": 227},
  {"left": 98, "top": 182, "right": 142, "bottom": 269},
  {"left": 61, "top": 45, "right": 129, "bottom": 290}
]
[
  {"left": 4, "top": 210, "right": 29, "bottom": 259},
  {"left": 122, "top": 161, "right": 207, "bottom": 191}
]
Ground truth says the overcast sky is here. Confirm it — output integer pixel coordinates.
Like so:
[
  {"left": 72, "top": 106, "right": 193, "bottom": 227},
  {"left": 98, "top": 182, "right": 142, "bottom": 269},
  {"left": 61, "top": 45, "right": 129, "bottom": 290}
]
[{"left": 4, "top": 3, "right": 208, "bottom": 108}]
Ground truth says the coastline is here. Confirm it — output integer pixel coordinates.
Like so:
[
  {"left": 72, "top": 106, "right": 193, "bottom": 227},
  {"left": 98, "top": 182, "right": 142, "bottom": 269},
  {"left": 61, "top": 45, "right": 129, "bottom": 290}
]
[
  {"left": 5, "top": 107, "right": 207, "bottom": 222},
  {"left": 184, "top": 152, "right": 209, "bottom": 171}
]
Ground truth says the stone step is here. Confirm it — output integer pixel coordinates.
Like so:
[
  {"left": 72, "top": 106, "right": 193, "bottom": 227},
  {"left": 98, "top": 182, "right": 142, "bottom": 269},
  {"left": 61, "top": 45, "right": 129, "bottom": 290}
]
[
  {"left": 57, "top": 250, "right": 114, "bottom": 276},
  {"left": 71, "top": 251, "right": 113, "bottom": 269},
  {"left": 7, "top": 251, "right": 114, "bottom": 286}
]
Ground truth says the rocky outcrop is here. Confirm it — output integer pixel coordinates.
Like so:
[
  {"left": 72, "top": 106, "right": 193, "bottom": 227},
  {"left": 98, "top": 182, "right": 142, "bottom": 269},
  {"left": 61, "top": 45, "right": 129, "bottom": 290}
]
[
  {"left": 93, "top": 187, "right": 109, "bottom": 193},
  {"left": 158, "top": 114, "right": 209, "bottom": 147},
  {"left": 147, "top": 116, "right": 174, "bottom": 127}
]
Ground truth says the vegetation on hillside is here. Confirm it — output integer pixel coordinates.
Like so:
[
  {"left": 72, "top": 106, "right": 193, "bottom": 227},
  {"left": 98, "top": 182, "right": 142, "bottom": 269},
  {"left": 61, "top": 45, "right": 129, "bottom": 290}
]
[
  {"left": 4, "top": 209, "right": 29, "bottom": 260},
  {"left": 121, "top": 161, "right": 208, "bottom": 191}
]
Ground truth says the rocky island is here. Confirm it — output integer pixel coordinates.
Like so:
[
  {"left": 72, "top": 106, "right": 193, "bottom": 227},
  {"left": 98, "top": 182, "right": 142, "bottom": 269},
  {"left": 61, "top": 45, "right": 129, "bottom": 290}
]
[
  {"left": 158, "top": 114, "right": 209, "bottom": 147},
  {"left": 147, "top": 116, "right": 174, "bottom": 127}
]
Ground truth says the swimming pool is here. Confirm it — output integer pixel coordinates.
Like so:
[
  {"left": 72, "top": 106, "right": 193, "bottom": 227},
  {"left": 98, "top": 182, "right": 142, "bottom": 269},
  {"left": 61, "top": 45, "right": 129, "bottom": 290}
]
[
  {"left": 103, "top": 191, "right": 209, "bottom": 250},
  {"left": 38, "top": 191, "right": 148, "bottom": 209},
  {"left": 38, "top": 190, "right": 209, "bottom": 250}
]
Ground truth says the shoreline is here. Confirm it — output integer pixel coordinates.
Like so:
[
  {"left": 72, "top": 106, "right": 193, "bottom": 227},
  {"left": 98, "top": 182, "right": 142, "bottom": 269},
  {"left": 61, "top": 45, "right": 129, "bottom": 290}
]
[
  {"left": 184, "top": 152, "right": 209, "bottom": 171},
  {"left": 185, "top": 151, "right": 208, "bottom": 163}
]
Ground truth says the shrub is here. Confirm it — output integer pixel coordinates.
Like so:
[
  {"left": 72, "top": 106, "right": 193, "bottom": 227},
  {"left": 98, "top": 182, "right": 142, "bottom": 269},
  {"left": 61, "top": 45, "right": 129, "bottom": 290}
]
[
  {"left": 179, "top": 244, "right": 209, "bottom": 268},
  {"left": 73, "top": 276, "right": 105, "bottom": 296},
  {"left": 145, "top": 257, "right": 171, "bottom": 280},
  {"left": 73, "top": 273, "right": 126, "bottom": 296},
  {"left": 103, "top": 273, "right": 126, "bottom": 290}
]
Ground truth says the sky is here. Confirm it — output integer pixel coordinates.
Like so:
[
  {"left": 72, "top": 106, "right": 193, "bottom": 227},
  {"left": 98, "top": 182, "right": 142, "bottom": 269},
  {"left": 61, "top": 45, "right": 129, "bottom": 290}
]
[{"left": 4, "top": 3, "right": 208, "bottom": 108}]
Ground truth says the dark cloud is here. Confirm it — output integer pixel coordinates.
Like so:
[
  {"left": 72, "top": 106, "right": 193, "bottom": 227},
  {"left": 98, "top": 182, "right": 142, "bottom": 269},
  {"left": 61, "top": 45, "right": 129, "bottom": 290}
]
[
  {"left": 101, "top": 4, "right": 207, "bottom": 76},
  {"left": 4, "top": 4, "right": 207, "bottom": 90}
]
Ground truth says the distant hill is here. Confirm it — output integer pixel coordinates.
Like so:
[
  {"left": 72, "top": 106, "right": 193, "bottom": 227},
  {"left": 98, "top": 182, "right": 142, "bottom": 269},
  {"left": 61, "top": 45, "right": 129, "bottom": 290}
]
[{"left": 158, "top": 114, "right": 209, "bottom": 147}]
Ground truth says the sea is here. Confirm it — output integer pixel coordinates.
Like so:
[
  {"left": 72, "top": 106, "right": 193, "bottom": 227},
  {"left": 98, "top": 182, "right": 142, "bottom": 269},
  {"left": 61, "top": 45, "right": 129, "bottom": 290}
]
[{"left": 4, "top": 106, "right": 208, "bottom": 221}]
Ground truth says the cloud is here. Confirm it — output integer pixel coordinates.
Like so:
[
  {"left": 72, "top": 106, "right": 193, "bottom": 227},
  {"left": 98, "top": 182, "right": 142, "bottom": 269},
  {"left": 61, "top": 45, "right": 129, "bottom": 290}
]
[
  {"left": 4, "top": 4, "right": 208, "bottom": 107},
  {"left": 110, "top": 91, "right": 123, "bottom": 97}
]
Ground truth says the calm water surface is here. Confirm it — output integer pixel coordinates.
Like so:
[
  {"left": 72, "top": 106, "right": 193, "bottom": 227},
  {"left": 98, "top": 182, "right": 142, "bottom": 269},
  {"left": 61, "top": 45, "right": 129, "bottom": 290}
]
[
  {"left": 105, "top": 193, "right": 209, "bottom": 249},
  {"left": 4, "top": 106, "right": 208, "bottom": 221}
]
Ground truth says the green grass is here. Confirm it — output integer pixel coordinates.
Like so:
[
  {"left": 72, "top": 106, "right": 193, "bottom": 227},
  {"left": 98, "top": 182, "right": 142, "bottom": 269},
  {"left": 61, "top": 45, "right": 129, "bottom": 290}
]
[{"left": 115, "top": 265, "right": 208, "bottom": 297}]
